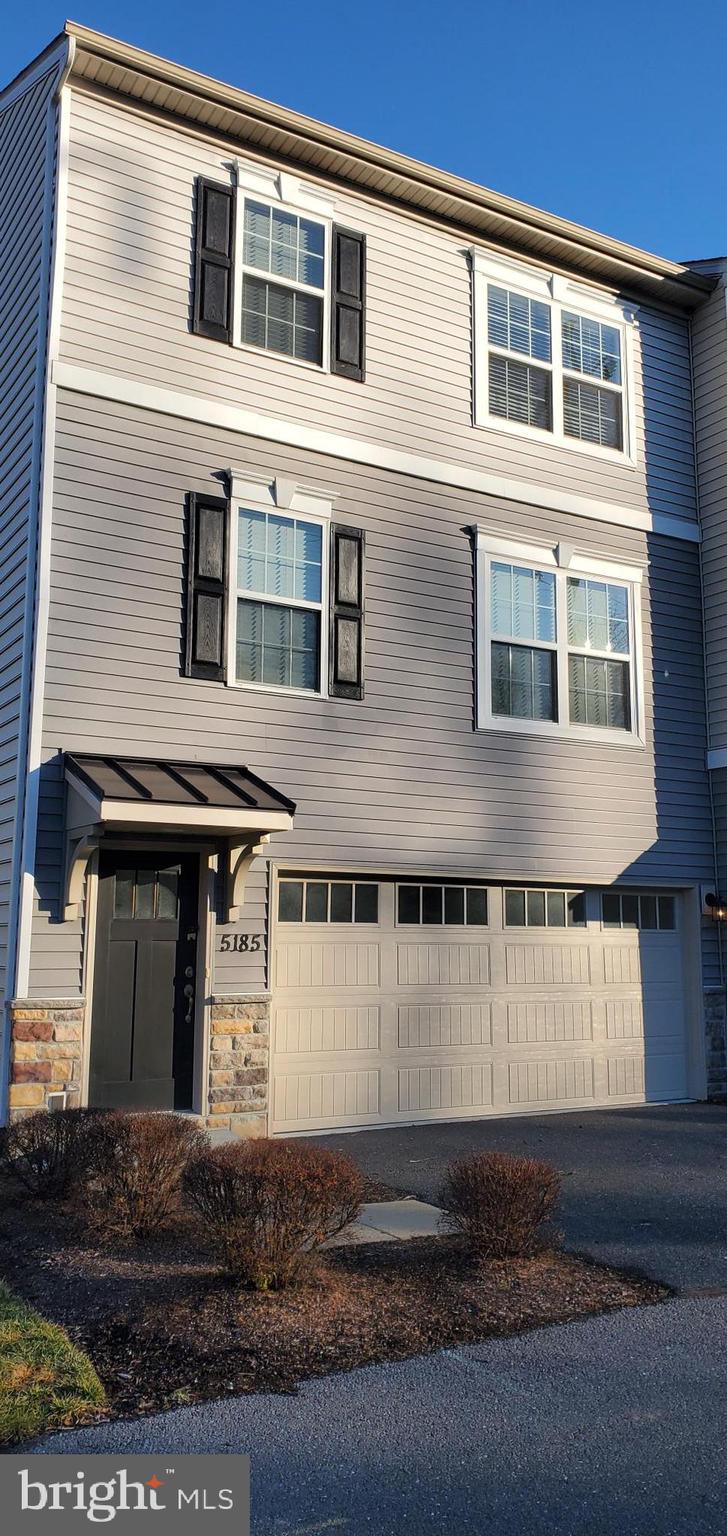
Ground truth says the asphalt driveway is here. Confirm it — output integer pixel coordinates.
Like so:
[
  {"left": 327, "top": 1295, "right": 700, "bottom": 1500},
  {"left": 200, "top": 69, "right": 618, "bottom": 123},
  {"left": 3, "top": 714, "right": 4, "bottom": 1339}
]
[
  {"left": 314, "top": 1103, "right": 727, "bottom": 1290},
  {"left": 29, "top": 1298, "right": 727, "bottom": 1535}
]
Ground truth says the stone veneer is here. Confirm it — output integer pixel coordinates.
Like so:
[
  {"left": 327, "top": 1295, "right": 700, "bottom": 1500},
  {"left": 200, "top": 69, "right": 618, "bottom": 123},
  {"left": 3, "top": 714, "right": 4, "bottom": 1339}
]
[
  {"left": 8, "top": 999, "right": 85, "bottom": 1118},
  {"left": 206, "top": 995, "right": 271, "bottom": 1137},
  {"left": 704, "top": 988, "right": 727, "bottom": 1099}
]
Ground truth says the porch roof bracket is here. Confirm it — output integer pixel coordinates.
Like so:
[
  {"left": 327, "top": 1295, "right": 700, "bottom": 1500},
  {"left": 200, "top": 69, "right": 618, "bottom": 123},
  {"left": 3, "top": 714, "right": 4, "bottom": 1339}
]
[
  {"left": 225, "top": 835, "right": 271, "bottom": 923},
  {"left": 63, "top": 828, "right": 101, "bottom": 921}
]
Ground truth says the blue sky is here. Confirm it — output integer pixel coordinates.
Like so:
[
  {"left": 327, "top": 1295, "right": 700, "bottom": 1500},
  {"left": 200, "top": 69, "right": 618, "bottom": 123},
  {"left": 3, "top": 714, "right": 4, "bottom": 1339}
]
[{"left": 6, "top": 2, "right": 726, "bottom": 262}]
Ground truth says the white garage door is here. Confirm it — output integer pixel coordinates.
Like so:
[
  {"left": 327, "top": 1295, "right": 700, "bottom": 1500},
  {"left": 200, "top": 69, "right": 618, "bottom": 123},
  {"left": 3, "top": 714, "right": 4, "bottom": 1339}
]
[{"left": 270, "top": 877, "right": 691, "bottom": 1134}]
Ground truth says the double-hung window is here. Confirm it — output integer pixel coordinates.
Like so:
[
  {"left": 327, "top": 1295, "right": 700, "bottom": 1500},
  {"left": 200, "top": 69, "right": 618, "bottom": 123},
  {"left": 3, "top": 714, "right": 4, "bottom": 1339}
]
[
  {"left": 241, "top": 199, "right": 326, "bottom": 366},
  {"left": 230, "top": 478, "right": 331, "bottom": 696},
  {"left": 476, "top": 531, "right": 643, "bottom": 742},
  {"left": 472, "top": 250, "right": 634, "bottom": 460}
]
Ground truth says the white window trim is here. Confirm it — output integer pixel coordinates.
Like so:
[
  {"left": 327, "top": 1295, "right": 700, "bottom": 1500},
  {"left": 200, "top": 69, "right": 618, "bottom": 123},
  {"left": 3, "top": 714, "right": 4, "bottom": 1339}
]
[
  {"left": 471, "top": 248, "right": 638, "bottom": 465},
  {"left": 474, "top": 526, "right": 645, "bottom": 746},
  {"left": 227, "top": 473, "right": 333, "bottom": 698},
  {"left": 232, "top": 159, "right": 335, "bottom": 375}
]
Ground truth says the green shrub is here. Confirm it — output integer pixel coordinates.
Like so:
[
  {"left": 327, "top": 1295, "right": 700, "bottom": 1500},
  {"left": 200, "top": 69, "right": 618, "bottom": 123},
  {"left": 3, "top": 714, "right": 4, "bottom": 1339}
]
[
  {"left": 185, "top": 1138, "right": 364, "bottom": 1289},
  {"left": 83, "top": 1112, "right": 205, "bottom": 1242},
  {"left": 440, "top": 1151, "right": 560, "bottom": 1261},
  {"left": 0, "top": 1109, "right": 101, "bottom": 1200}
]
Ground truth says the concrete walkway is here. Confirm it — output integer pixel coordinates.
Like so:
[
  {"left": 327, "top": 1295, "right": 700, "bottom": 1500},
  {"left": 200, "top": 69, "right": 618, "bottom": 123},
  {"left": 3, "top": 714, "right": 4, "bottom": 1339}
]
[
  {"left": 29, "top": 1297, "right": 727, "bottom": 1534},
  {"left": 328, "top": 1197, "right": 441, "bottom": 1245},
  {"left": 314, "top": 1103, "right": 727, "bottom": 1290}
]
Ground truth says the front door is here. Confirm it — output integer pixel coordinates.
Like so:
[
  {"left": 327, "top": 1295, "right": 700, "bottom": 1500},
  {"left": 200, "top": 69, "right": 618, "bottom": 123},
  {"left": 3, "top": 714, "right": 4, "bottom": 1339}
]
[{"left": 89, "top": 852, "right": 199, "bottom": 1110}]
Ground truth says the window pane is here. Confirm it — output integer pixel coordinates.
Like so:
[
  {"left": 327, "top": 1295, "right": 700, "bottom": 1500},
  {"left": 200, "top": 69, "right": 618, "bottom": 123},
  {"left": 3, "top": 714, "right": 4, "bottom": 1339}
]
[
  {"left": 607, "top": 584, "right": 630, "bottom": 654},
  {"left": 242, "top": 275, "right": 323, "bottom": 365},
  {"left": 355, "top": 884, "right": 379, "bottom": 923},
  {"left": 658, "top": 896, "right": 676, "bottom": 930},
  {"left": 261, "top": 603, "right": 291, "bottom": 688},
  {"left": 290, "top": 608, "right": 320, "bottom": 692},
  {"left": 563, "top": 377, "right": 623, "bottom": 450},
  {"left": 547, "top": 890, "right": 566, "bottom": 927},
  {"left": 398, "top": 885, "right": 420, "bottom": 923},
  {"left": 422, "top": 886, "right": 443, "bottom": 924},
  {"left": 279, "top": 881, "right": 304, "bottom": 922},
  {"left": 293, "top": 291, "right": 323, "bottom": 364},
  {"left": 527, "top": 889, "right": 546, "bottom": 926},
  {"left": 237, "top": 508, "right": 267, "bottom": 593},
  {"left": 114, "top": 869, "right": 134, "bottom": 918},
  {"left": 562, "top": 311, "right": 621, "bottom": 385},
  {"left": 567, "top": 577, "right": 629, "bottom": 655},
  {"left": 567, "top": 892, "right": 586, "bottom": 927},
  {"left": 466, "top": 888, "right": 488, "bottom": 926},
  {"left": 621, "top": 894, "right": 639, "bottom": 929},
  {"left": 242, "top": 200, "right": 271, "bottom": 271},
  {"left": 493, "top": 643, "right": 556, "bottom": 722},
  {"left": 330, "top": 883, "right": 353, "bottom": 922},
  {"left": 444, "top": 886, "right": 465, "bottom": 925},
  {"left": 640, "top": 894, "right": 658, "bottom": 930},
  {"left": 489, "top": 355, "right": 552, "bottom": 430},
  {"left": 135, "top": 868, "right": 155, "bottom": 919},
  {"left": 569, "top": 655, "right": 630, "bottom": 730},
  {"left": 487, "top": 285, "right": 551, "bottom": 362},
  {"left": 602, "top": 893, "right": 621, "bottom": 927},
  {"left": 294, "top": 521, "right": 322, "bottom": 602},
  {"left": 492, "top": 563, "right": 556, "bottom": 644},
  {"left": 505, "top": 889, "right": 526, "bottom": 926},
  {"left": 157, "top": 868, "right": 179, "bottom": 920},
  {"left": 305, "top": 882, "right": 328, "bottom": 922}
]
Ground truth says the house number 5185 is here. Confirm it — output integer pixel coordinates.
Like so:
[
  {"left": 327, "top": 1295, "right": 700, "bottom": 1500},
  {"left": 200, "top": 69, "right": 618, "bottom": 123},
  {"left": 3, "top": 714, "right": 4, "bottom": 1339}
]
[{"left": 218, "top": 933, "right": 262, "bottom": 953}]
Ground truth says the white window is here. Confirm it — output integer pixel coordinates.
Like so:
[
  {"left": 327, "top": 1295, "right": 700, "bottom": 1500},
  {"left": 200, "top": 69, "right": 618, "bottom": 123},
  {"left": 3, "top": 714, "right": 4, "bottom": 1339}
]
[
  {"left": 472, "top": 250, "right": 635, "bottom": 461},
  {"left": 228, "top": 476, "right": 332, "bottom": 696},
  {"left": 476, "top": 529, "right": 644, "bottom": 743},
  {"left": 234, "top": 162, "right": 334, "bottom": 371}
]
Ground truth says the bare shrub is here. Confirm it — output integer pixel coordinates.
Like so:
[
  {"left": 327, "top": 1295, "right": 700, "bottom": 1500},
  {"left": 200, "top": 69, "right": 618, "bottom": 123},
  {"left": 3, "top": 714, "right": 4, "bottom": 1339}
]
[
  {"left": 0, "top": 1109, "right": 101, "bottom": 1200},
  {"left": 184, "top": 1138, "right": 364, "bottom": 1289},
  {"left": 440, "top": 1151, "right": 560, "bottom": 1261},
  {"left": 82, "top": 1112, "right": 205, "bottom": 1241}
]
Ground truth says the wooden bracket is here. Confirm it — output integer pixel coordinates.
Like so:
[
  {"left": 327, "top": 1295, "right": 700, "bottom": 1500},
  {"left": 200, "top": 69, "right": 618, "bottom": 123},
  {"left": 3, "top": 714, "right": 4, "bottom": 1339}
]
[
  {"left": 224, "top": 834, "right": 270, "bottom": 922},
  {"left": 63, "top": 829, "right": 100, "bottom": 920}
]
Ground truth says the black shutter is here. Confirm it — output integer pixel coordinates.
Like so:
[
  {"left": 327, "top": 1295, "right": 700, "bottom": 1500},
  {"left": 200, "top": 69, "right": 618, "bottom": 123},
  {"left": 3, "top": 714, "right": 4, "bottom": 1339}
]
[
  {"left": 193, "top": 178, "right": 235, "bottom": 342},
  {"left": 184, "top": 492, "right": 229, "bottom": 680},
  {"left": 330, "top": 226, "right": 366, "bottom": 380},
  {"left": 329, "top": 524, "right": 365, "bottom": 699}
]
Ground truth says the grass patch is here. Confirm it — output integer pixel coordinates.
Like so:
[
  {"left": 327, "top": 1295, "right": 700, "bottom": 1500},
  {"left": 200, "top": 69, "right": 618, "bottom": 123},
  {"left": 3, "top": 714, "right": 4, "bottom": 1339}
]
[{"left": 0, "top": 1280, "right": 105, "bottom": 1445}]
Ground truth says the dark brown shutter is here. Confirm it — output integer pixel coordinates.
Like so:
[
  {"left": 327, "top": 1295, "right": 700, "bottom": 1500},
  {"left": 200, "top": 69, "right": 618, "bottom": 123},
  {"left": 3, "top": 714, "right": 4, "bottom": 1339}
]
[
  {"left": 330, "top": 227, "right": 366, "bottom": 380},
  {"left": 329, "top": 524, "right": 365, "bottom": 699},
  {"left": 193, "top": 178, "right": 235, "bottom": 342},
  {"left": 184, "top": 492, "right": 228, "bottom": 680}
]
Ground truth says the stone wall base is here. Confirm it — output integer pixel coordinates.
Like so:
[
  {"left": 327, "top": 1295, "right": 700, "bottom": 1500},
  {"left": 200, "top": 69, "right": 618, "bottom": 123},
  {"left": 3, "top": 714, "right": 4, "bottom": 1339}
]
[
  {"left": 8, "top": 999, "right": 85, "bottom": 1119},
  {"left": 206, "top": 994, "right": 270, "bottom": 1136},
  {"left": 704, "top": 988, "right": 727, "bottom": 1099}
]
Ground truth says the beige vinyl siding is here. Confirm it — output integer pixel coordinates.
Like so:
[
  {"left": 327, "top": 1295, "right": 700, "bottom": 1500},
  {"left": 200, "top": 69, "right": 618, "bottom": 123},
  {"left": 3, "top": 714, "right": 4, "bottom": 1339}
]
[
  {"left": 57, "top": 88, "right": 697, "bottom": 534},
  {"left": 0, "top": 63, "right": 61, "bottom": 1008},
  {"left": 27, "top": 388, "right": 711, "bottom": 996}
]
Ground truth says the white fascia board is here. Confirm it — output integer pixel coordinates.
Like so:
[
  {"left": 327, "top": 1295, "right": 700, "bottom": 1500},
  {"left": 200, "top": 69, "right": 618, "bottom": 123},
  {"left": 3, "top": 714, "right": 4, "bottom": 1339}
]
[
  {"left": 52, "top": 363, "right": 702, "bottom": 545},
  {"left": 101, "top": 803, "right": 294, "bottom": 833}
]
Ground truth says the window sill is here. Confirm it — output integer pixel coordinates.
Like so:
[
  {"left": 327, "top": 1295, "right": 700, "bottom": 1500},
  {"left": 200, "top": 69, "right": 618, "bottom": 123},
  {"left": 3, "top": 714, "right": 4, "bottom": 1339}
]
[
  {"left": 473, "top": 412, "right": 637, "bottom": 468},
  {"left": 233, "top": 337, "right": 329, "bottom": 377},
  {"left": 227, "top": 679, "right": 327, "bottom": 700},
  {"left": 476, "top": 718, "right": 645, "bottom": 749}
]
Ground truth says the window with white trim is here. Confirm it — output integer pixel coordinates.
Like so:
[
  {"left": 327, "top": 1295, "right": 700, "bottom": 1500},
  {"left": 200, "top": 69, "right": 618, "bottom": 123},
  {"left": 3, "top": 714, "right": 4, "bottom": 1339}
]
[
  {"left": 505, "top": 888, "right": 585, "bottom": 928},
  {"left": 476, "top": 531, "right": 643, "bottom": 742},
  {"left": 601, "top": 892, "right": 676, "bottom": 930},
  {"left": 229, "top": 477, "right": 332, "bottom": 697},
  {"left": 241, "top": 199, "right": 326, "bottom": 366},
  {"left": 472, "top": 250, "right": 635, "bottom": 460}
]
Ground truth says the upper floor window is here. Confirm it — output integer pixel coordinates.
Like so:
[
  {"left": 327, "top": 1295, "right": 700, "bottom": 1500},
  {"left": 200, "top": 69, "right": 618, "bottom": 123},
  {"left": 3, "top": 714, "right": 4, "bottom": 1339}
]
[
  {"left": 472, "top": 250, "right": 635, "bottom": 461},
  {"left": 476, "top": 529, "right": 643, "bottom": 743},
  {"left": 241, "top": 200, "right": 326, "bottom": 366},
  {"left": 236, "top": 505, "right": 324, "bottom": 692}
]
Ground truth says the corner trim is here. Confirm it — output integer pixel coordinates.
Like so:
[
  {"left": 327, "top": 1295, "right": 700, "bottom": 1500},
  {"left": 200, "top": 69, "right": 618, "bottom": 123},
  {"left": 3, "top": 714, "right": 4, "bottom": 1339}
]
[{"left": 52, "top": 362, "right": 701, "bottom": 544}]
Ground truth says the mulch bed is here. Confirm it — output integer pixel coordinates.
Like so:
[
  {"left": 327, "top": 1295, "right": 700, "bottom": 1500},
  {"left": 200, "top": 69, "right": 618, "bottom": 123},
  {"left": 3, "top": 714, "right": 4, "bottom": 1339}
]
[{"left": 0, "top": 1193, "right": 668, "bottom": 1426}]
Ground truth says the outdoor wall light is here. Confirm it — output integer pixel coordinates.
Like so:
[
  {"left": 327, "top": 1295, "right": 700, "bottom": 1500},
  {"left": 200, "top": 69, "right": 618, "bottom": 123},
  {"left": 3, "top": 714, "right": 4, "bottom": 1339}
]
[{"left": 705, "top": 893, "right": 727, "bottom": 923}]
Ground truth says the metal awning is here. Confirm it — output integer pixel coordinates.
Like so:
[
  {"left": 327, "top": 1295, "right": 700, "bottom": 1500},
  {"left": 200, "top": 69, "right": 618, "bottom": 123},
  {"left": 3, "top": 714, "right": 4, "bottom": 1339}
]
[{"left": 63, "top": 754, "right": 296, "bottom": 922}]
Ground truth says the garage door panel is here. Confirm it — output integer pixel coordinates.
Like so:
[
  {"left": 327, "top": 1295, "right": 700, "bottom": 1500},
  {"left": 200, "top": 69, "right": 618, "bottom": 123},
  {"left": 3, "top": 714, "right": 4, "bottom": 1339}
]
[
  {"left": 276, "top": 1004, "right": 380, "bottom": 1055},
  {"left": 397, "top": 943, "right": 490, "bottom": 987},
  {"left": 398, "top": 1002, "right": 492, "bottom": 1048},
  {"left": 399, "top": 1063, "right": 493, "bottom": 1115},
  {"left": 274, "top": 1067, "right": 380, "bottom": 1130},
  {"left": 607, "top": 1055, "right": 646, "bottom": 1098},
  {"left": 507, "top": 1000, "right": 594, "bottom": 1044},
  {"left": 276, "top": 941, "right": 380, "bottom": 990},
  {"left": 509, "top": 1056, "right": 595, "bottom": 1107},
  {"left": 505, "top": 944, "right": 592, "bottom": 986},
  {"left": 602, "top": 945, "right": 641, "bottom": 985}
]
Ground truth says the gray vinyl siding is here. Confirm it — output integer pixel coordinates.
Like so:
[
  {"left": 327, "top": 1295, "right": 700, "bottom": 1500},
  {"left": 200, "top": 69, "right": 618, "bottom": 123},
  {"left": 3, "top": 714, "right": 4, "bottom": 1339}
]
[
  {"left": 26, "top": 387, "right": 712, "bottom": 996},
  {"left": 691, "top": 265, "right": 727, "bottom": 749},
  {"left": 0, "top": 63, "right": 60, "bottom": 1006},
  {"left": 56, "top": 87, "right": 697, "bottom": 534}
]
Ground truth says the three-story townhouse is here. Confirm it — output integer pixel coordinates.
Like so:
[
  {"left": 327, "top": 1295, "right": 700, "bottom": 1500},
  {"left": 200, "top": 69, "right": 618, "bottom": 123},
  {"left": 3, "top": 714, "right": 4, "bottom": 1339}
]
[{"left": 1, "top": 22, "right": 724, "bottom": 1133}]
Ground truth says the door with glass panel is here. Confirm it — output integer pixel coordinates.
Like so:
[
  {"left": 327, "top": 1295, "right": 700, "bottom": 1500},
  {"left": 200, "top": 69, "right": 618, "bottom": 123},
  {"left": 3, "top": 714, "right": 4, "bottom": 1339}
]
[{"left": 89, "top": 852, "right": 199, "bottom": 1110}]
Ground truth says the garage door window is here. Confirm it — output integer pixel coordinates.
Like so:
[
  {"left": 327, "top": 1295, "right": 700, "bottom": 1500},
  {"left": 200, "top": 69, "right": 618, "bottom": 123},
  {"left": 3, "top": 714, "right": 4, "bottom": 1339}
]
[
  {"left": 396, "top": 884, "right": 488, "bottom": 926},
  {"left": 505, "top": 888, "right": 586, "bottom": 927},
  {"left": 278, "top": 879, "right": 379, "bottom": 924},
  {"left": 602, "top": 892, "right": 676, "bottom": 930}
]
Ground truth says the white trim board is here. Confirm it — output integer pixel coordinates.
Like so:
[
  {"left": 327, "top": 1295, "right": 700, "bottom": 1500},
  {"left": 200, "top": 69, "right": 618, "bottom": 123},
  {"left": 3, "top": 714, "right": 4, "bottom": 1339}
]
[{"left": 52, "top": 362, "right": 701, "bottom": 545}]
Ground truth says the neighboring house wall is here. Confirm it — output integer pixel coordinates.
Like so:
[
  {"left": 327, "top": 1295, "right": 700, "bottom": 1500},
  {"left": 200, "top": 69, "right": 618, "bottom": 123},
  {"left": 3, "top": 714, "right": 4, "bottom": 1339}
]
[
  {"left": 57, "top": 87, "right": 698, "bottom": 537},
  {"left": 27, "top": 391, "right": 714, "bottom": 1000},
  {"left": 0, "top": 51, "right": 64, "bottom": 1093}
]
